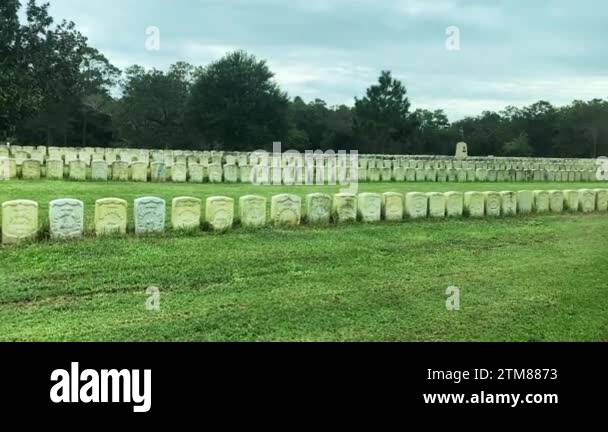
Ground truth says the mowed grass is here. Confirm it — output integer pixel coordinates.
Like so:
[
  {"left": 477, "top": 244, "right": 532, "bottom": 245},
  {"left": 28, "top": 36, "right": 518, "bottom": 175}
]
[{"left": 0, "top": 179, "right": 607, "bottom": 341}]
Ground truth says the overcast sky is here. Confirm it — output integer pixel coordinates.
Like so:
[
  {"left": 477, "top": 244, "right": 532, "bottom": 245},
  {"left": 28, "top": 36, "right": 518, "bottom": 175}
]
[{"left": 41, "top": 0, "right": 608, "bottom": 120}]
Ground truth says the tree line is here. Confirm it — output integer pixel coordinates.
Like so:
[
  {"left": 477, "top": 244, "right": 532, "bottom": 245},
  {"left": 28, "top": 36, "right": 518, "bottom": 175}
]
[{"left": 2, "top": 0, "right": 608, "bottom": 157}]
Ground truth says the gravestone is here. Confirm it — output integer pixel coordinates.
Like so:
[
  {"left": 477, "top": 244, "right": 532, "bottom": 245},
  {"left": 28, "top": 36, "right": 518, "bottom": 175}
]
[
  {"left": 69, "top": 160, "right": 86, "bottom": 181},
  {"left": 464, "top": 192, "right": 485, "bottom": 217},
  {"left": 188, "top": 163, "right": 204, "bottom": 183},
  {"left": 91, "top": 160, "right": 108, "bottom": 181},
  {"left": 239, "top": 165, "right": 253, "bottom": 183},
  {"left": 357, "top": 193, "right": 382, "bottom": 222},
  {"left": 578, "top": 189, "right": 595, "bottom": 213},
  {"left": 445, "top": 192, "right": 464, "bottom": 217},
  {"left": 427, "top": 192, "right": 446, "bottom": 218},
  {"left": 332, "top": 193, "right": 357, "bottom": 223},
  {"left": 382, "top": 192, "right": 404, "bottom": 221},
  {"left": 150, "top": 162, "right": 166, "bottom": 182},
  {"left": 405, "top": 192, "right": 428, "bottom": 219},
  {"left": 271, "top": 194, "right": 301, "bottom": 226},
  {"left": 134, "top": 197, "right": 166, "bottom": 234},
  {"left": 239, "top": 195, "right": 267, "bottom": 228},
  {"left": 305, "top": 193, "right": 332, "bottom": 224},
  {"left": 2, "top": 200, "right": 38, "bottom": 245},
  {"left": 172, "top": 162, "right": 188, "bottom": 183},
  {"left": 380, "top": 167, "right": 392, "bottom": 182},
  {"left": 563, "top": 190, "right": 579, "bottom": 212},
  {"left": 49, "top": 199, "right": 84, "bottom": 240},
  {"left": 0, "top": 157, "right": 8, "bottom": 181},
  {"left": 112, "top": 161, "right": 129, "bottom": 181},
  {"left": 516, "top": 190, "right": 534, "bottom": 214},
  {"left": 500, "top": 191, "right": 517, "bottom": 216},
  {"left": 131, "top": 162, "right": 148, "bottom": 182},
  {"left": 533, "top": 190, "right": 550, "bottom": 213},
  {"left": 22, "top": 159, "right": 41, "bottom": 179},
  {"left": 171, "top": 197, "right": 201, "bottom": 230},
  {"left": 208, "top": 163, "right": 223, "bottom": 183},
  {"left": 548, "top": 190, "right": 564, "bottom": 213},
  {"left": 205, "top": 197, "right": 234, "bottom": 231},
  {"left": 94, "top": 198, "right": 127, "bottom": 236},
  {"left": 593, "top": 189, "right": 608, "bottom": 212},
  {"left": 223, "top": 164, "right": 238, "bottom": 183},
  {"left": 484, "top": 192, "right": 501, "bottom": 216},
  {"left": 405, "top": 168, "right": 416, "bottom": 182},
  {"left": 367, "top": 167, "right": 380, "bottom": 182}
]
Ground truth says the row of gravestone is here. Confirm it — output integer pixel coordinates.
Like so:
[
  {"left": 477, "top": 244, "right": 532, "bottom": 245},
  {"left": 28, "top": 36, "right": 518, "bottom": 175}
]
[
  {"left": 2, "top": 157, "right": 603, "bottom": 184},
  {"left": 1, "top": 143, "right": 598, "bottom": 168},
  {"left": 2, "top": 189, "right": 606, "bottom": 245}
]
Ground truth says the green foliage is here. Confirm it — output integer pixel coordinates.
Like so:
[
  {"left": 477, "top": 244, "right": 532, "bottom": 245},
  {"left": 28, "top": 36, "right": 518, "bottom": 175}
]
[
  {"left": 503, "top": 132, "right": 533, "bottom": 156},
  {"left": 1, "top": 0, "right": 119, "bottom": 144},
  {"left": 187, "top": 50, "right": 289, "bottom": 150},
  {"left": 113, "top": 62, "right": 199, "bottom": 149},
  {"left": 353, "top": 71, "right": 419, "bottom": 154}
]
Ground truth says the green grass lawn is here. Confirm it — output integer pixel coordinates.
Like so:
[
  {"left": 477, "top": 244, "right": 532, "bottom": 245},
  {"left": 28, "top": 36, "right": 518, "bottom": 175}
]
[{"left": 1, "top": 179, "right": 607, "bottom": 341}]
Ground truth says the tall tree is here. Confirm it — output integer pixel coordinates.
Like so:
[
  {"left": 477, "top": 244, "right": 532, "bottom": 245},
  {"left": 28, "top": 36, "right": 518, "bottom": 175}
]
[
  {"left": 187, "top": 50, "right": 289, "bottom": 150},
  {"left": 114, "top": 62, "right": 198, "bottom": 149},
  {"left": 353, "top": 71, "right": 418, "bottom": 154}
]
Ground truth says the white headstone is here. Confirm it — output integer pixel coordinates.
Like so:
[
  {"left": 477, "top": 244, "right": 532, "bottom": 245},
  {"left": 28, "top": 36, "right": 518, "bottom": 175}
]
[
  {"left": 357, "top": 193, "right": 382, "bottom": 222},
  {"left": 49, "top": 199, "right": 84, "bottom": 240},
  {"left": 134, "top": 197, "right": 166, "bottom": 234}
]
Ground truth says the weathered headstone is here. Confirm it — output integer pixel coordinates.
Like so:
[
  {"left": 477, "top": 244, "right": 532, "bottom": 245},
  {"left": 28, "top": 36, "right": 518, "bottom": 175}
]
[
  {"left": 533, "top": 190, "right": 550, "bottom": 213},
  {"left": 94, "top": 198, "right": 127, "bottom": 236},
  {"left": 500, "top": 191, "right": 517, "bottom": 216},
  {"left": 69, "top": 160, "right": 86, "bottom": 181},
  {"left": 405, "top": 192, "right": 428, "bottom": 219},
  {"left": 134, "top": 197, "right": 165, "bottom": 234},
  {"left": 427, "top": 192, "right": 446, "bottom": 218},
  {"left": 548, "top": 190, "right": 564, "bottom": 213},
  {"left": 382, "top": 192, "right": 404, "bottom": 221},
  {"left": 357, "top": 193, "right": 382, "bottom": 222},
  {"left": 239, "top": 195, "right": 267, "bottom": 228},
  {"left": 332, "top": 193, "right": 357, "bottom": 223},
  {"left": 484, "top": 191, "right": 501, "bottom": 216},
  {"left": 22, "top": 159, "right": 41, "bottom": 180},
  {"left": 516, "top": 190, "right": 534, "bottom": 214},
  {"left": 578, "top": 189, "right": 595, "bottom": 213},
  {"left": 171, "top": 197, "right": 201, "bottom": 230},
  {"left": 91, "top": 160, "right": 108, "bottom": 181},
  {"left": 188, "top": 163, "right": 204, "bottom": 183},
  {"left": 271, "top": 194, "right": 301, "bottom": 226},
  {"left": 49, "top": 199, "right": 84, "bottom": 240},
  {"left": 305, "top": 193, "right": 332, "bottom": 224},
  {"left": 223, "top": 164, "right": 238, "bottom": 183},
  {"left": 112, "top": 161, "right": 129, "bottom": 181},
  {"left": 150, "top": 162, "right": 166, "bottom": 182},
  {"left": 445, "top": 192, "right": 464, "bottom": 217},
  {"left": 0, "top": 157, "right": 9, "bottom": 181},
  {"left": 131, "top": 161, "right": 148, "bottom": 182},
  {"left": 172, "top": 162, "right": 188, "bottom": 183},
  {"left": 2, "top": 200, "right": 38, "bottom": 244},
  {"left": 205, "top": 196, "right": 234, "bottom": 231},
  {"left": 208, "top": 163, "right": 223, "bottom": 183},
  {"left": 464, "top": 192, "right": 485, "bottom": 217},
  {"left": 239, "top": 165, "right": 253, "bottom": 183}
]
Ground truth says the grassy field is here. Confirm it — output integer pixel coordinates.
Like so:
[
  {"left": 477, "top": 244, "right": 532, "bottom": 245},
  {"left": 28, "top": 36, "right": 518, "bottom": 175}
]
[{"left": 1, "top": 179, "right": 607, "bottom": 341}]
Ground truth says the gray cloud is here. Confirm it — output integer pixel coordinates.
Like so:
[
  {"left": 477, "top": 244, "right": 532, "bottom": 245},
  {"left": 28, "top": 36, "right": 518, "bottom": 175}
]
[{"left": 45, "top": 0, "right": 608, "bottom": 119}]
